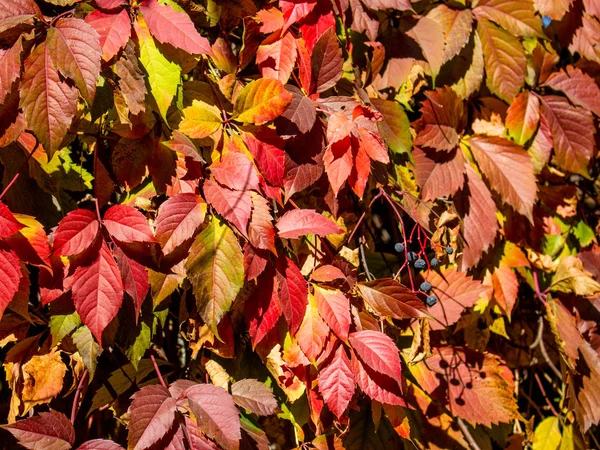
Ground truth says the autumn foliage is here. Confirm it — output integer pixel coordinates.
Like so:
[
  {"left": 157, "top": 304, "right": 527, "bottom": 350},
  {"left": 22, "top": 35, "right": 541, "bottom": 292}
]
[{"left": 1, "top": 0, "right": 600, "bottom": 448}]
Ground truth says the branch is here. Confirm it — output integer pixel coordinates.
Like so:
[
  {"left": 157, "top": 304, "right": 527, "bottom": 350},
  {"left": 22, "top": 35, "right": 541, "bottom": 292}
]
[
  {"left": 70, "top": 369, "right": 89, "bottom": 424},
  {"left": 456, "top": 418, "right": 481, "bottom": 450}
]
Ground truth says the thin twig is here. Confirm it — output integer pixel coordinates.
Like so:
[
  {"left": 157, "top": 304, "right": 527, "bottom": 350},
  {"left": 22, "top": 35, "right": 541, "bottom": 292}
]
[
  {"left": 151, "top": 355, "right": 168, "bottom": 388},
  {"left": 359, "top": 236, "right": 374, "bottom": 281},
  {"left": 529, "top": 316, "right": 544, "bottom": 349},
  {"left": 539, "top": 334, "right": 562, "bottom": 379},
  {"left": 534, "top": 371, "right": 560, "bottom": 417},
  {"left": 70, "top": 369, "right": 89, "bottom": 424},
  {"left": 456, "top": 418, "right": 481, "bottom": 450}
]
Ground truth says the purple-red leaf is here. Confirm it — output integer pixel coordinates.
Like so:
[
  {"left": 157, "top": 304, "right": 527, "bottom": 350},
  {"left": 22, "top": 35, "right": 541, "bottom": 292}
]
[
  {"left": 52, "top": 209, "right": 100, "bottom": 257},
  {"left": 276, "top": 209, "right": 342, "bottom": 239},
  {"left": 276, "top": 256, "right": 308, "bottom": 336},
  {"left": 356, "top": 278, "right": 430, "bottom": 320},
  {"left": 0, "top": 247, "right": 21, "bottom": 321},
  {"left": 77, "top": 440, "right": 124, "bottom": 450},
  {"left": 184, "top": 384, "right": 242, "bottom": 450},
  {"left": 243, "top": 130, "right": 286, "bottom": 187},
  {"left": 47, "top": 18, "right": 102, "bottom": 103},
  {"left": 231, "top": 379, "right": 278, "bottom": 416},
  {"left": 103, "top": 204, "right": 157, "bottom": 244},
  {"left": 72, "top": 243, "right": 123, "bottom": 343},
  {"left": 114, "top": 246, "right": 148, "bottom": 319},
  {"left": 127, "top": 384, "right": 178, "bottom": 450},
  {"left": 3, "top": 411, "right": 75, "bottom": 450},
  {"left": 310, "top": 27, "right": 342, "bottom": 94},
  {"left": 313, "top": 285, "right": 350, "bottom": 341}
]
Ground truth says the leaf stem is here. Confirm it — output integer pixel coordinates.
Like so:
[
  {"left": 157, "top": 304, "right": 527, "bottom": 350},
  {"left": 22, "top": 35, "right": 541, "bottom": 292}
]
[
  {"left": 70, "top": 369, "right": 89, "bottom": 424},
  {"left": 151, "top": 355, "right": 168, "bottom": 388}
]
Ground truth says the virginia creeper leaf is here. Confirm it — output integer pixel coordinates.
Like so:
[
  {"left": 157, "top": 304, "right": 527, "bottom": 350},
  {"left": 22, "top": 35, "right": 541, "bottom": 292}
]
[
  {"left": 203, "top": 180, "right": 252, "bottom": 237},
  {"left": 0, "top": 247, "right": 20, "bottom": 321},
  {"left": 256, "top": 31, "right": 297, "bottom": 84},
  {"left": 349, "top": 330, "right": 402, "bottom": 381},
  {"left": 233, "top": 79, "right": 292, "bottom": 125},
  {"left": 103, "top": 204, "right": 157, "bottom": 243},
  {"left": 85, "top": 10, "right": 132, "bottom": 62},
  {"left": 3, "top": 411, "right": 75, "bottom": 450},
  {"left": 52, "top": 209, "right": 100, "bottom": 257},
  {"left": 0, "top": 202, "right": 24, "bottom": 238},
  {"left": 184, "top": 384, "right": 242, "bottom": 450},
  {"left": 357, "top": 278, "right": 430, "bottom": 321},
  {"left": 318, "top": 345, "right": 354, "bottom": 418},
  {"left": 276, "top": 256, "right": 308, "bottom": 336},
  {"left": 210, "top": 152, "right": 261, "bottom": 192},
  {"left": 275, "top": 209, "right": 342, "bottom": 239},
  {"left": 542, "top": 66, "right": 600, "bottom": 117},
  {"left": 248, "top": 192, "right": 276, "bottom": 254},
  {"left": 473, "top": 0, "right": 544, "bottom": 38},
  {"left": 155, "top": 193, "right": 207, "bottom": 255},
  {"left": 231, "top": 379, "right": 278, "bottom": 416},
  {"left": 310, "top": 27, "right": 342, "bottom": 93},
  {"left": 296, "top": 296, "right": 329, "bottom": 361},
  {"left": 179, "top": 100, "right": 223, "bottom": 139},
  {"left": 72, "top": 243, "right": 124, "bottom": 344},
  {"left": 185, "top": 218, "right": 244, "bottom": 336},
  {"left": 127, "top": 384, "right": 177, "bottom": 450},
  {"left": 505, "top": 90, "right": 540, "bottom": 145},
  {"left": 313, "top": 285, "right": 350, "bottom": 341}
]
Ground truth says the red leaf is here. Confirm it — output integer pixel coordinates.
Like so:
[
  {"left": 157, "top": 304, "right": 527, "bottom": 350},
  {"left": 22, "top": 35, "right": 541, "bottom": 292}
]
[
  {"left": 491, "top": 265, "right": 518, "bottom": 318},
  {"left": 281, "top": 0, "right": 317, "bottom": 33},
  {"left": 407, "top": 17, "right": 445, "bottom": 78},
  {"left": 324, "top": 138, "right": 353, "bottom": 196},
  {"left": 310, "top": 27, "right": 342, "bottom": 94},
  {"left": 203, "top": 180, "right": 252, "bottom": 238},
  {"left": 85, "top": 9, "right": 131, "bottom": 62},
  {"left": 20, "top": 40, "right": 78, "bottom": 155},
  {"left": 245, "top": 269, "right": 281, "bottom": 347},
  {"left": 233, "top": 78, "right": 293, "bottom": 125},
  {"left": 275, "top": 209, "right": 342, "bottom": 239},
  {"left": 0, "top": 202, "right": 24, "bottom": 238},
  {"left": 155, "top": 193, "right": 207, "bottom": 255},
  {"left": 276, "top": 256, "right": 308, "bottom": 336},
  {"left": 94, "top": 0, "right": 124, "bottom": 10},
  {"left": 210, "top": 151, "right": 260, "bottom": 192},
  {"left": 231, "top": 379, "right": 278, "bottom": 416},
  {"left": 356, "top": 278, "right": 430, "bottom": 320},
  {"left": 0, "top": 38, "right": 23, "bottom": 105},
  {"left": 243, "top": 243, "right": 268, "bottom": 281},
  {"left": 424, "top": 267, "right": 491, "bottom": 330},
  {"left": 313, "top": 285, "right": 350, "bottom": 341},
  {"left": 278, "top": 85, "right": 317, "bottom": 135},
  {"left": 469, "top": 136, "right": 537, "bottom": 222},
  {"left": 127, "top": 384, "right": 178, "bottom": 450},
  {"left": 248, "top": 193, "right": 276, "bottom": 254},
  {"left": 103, "top": 204, "right": 157, "bottom": 244},
  {"left": 3, "top": 411, "right": 75, "bottom": 450},
  {"left": 139, "top": 0, "right": 212, "bottom": 55},
  {"left": 47, "top": 18, "right": 102, "bottom": 103},
  {"left": 52, "top": 209, "right": 100, "bottom": 257},
  {"left": 257, "top": 31, "right": 297, "bottom": 84},
  {"left": 311, "top": 265, "right": 346, "bottom": 282},
  {"left": 412, "top": 147, "right": 465, "bottom": 201},
  {"left": 541, "top": 95, "right": 595, "bottom": 177},
  {"left": 0, "top": 247, "right": 21, "bottom": 321},
  {"left": 114, "top": 246, "right": 148, "bottom": 319},
  {"left": 318, "top": 345, "right": 355, "bottom": 418},
  {"left": 455, "top": 164, "right": 499, "bottom": 269},
  {"left": 184, "top": 384, "right": 242, "bottom": 450},
  {"left": 72, "top": 243, "right": 124, "bottom": 343},
  {"left": 77, "top": 440, "right": 124, "bottom": 450},
  {"left": 243, "top": 130, "right": 286, "bottom": 187},
  {"left": 349, "top": 330, "right": 402, "bottom": 381},
  {"left": 350, "top": 350, "right": 406, "bottom": 406},
  {"left": 256, "top": 7, "right": 284, "bottom": 34}
]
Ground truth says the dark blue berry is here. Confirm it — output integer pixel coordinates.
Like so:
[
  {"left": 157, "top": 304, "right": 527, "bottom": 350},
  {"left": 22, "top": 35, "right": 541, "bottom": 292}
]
[
  {"left": 420, "top": 282, "right": 432, "bottom": 292},
  {"left": 430, "top": 258, "right": 439, "bottom": 267},
  {"left": 414, "top": 258, "right": 426, "bottom": 269},
  {"left": 394, "top": 242, "right": 405, "bottom": 253},
  {"left": 445, "top": 246, "right": 454, "bottom": 255},
  {"left": 408, "top": 251, "right": 416, "bottom": 262},
  {"left": 426, "top": 295, "right": 437, "bottom": 307}
]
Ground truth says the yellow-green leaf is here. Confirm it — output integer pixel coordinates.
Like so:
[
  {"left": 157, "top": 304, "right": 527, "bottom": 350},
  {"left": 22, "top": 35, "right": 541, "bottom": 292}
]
[
  {"left": 185, "top": 218, "right": 244, "bottom": 337},
  {"left": 551, "top": 255, "right": 600, "bottom": 296},
  {"left": 135, "top": 17, "right": 180, "bottom": 121},
  {"left": 533, "top": 417, "right": 561, "bottom": 450}
]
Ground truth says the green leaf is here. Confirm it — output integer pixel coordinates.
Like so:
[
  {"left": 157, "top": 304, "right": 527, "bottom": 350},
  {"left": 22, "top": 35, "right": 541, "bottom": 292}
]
[
  {"left": 572, "top": 220, "right": 595, "bottom": 247},
  {"left": 124, "top": 303, "right": 154, "bottom": 370},
  {"left": 49, "top": 309, "right": 81, "bottom": 344},
  {"left": 135, "top": 17, "right": 180, "bottom": 122},
  {"left": 72, "top": 325, "right": 101, "bottom": 380},
  {"left": 185, "top": 217, "right": 244, "bottom": 337},
  {"left": 370, "top": 98, "right": 412, "bottom": 155}
]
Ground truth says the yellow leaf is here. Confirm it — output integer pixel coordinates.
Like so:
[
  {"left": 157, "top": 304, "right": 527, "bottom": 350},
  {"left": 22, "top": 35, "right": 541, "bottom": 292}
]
[
  {"left": 22, "top": 349, "right": 67, "bottom": 405},
  {"left": 533, "top": 417, "right": 561, "bottom": 450},
  {"left": 551, "top": 255, "right": 600, "bottom": 296},
  {"left": 179, "top": 99, "right": 222, "bottom": 139}
]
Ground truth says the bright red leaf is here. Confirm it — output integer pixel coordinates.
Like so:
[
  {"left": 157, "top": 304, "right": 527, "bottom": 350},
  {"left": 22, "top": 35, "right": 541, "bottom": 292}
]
[
  {"left": 52, "top": 209, "right": 100, "bottom": 257},
  {"left": 155, "top": 193, "right": 207, "bottom": 255},
  {"left": 318, "top": 345, "right": 355, "bottom": 418},
  {"left": 103, "top": 204, "right": 157, "bottom": 244}
]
